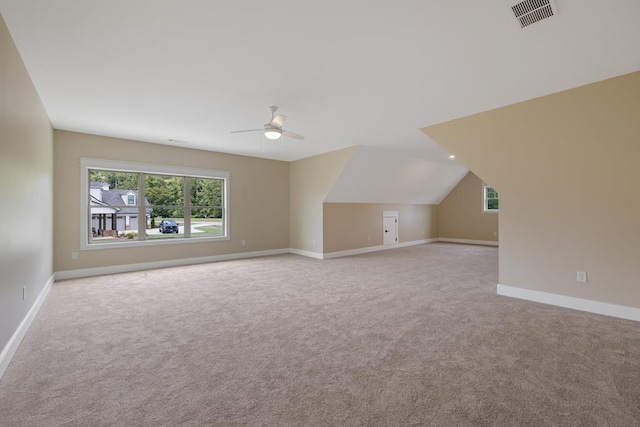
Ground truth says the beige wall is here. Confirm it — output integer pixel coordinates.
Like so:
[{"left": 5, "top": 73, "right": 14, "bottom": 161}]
[
  {"left": 289, "top": 147, "right": 355, "bottom": 253},
  {"left": 54, "top": 131, "right": 289, "bottom": 272},
  {"left": 438, "top": 172, "right": 498, "bottom": 242},
  {"left": 0, "top": 14, "right": 53, "bottom": 368},
  {"left": 423, "top": 71, "right": 640, "bottom": 308},
  {"left": 323, "top": 203, "right": 438, "bottom": 253}
]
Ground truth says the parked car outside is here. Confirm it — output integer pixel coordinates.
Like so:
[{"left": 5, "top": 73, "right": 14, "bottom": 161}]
[{"left": 159, "top": 219, "right": 179, "bottom": 234}]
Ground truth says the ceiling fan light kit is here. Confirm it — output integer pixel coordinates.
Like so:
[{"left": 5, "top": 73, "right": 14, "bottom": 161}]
[
  {"left": 231, "top": 106, "right": 305, "bottom": 143},
  {"left": 264, "top": 128, "right": 282, "bottom": 140}
]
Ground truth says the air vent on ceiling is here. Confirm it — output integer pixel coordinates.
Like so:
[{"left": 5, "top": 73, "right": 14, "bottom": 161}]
[{"left": 511, "top": 0, "right": 557, "bottom": 28}]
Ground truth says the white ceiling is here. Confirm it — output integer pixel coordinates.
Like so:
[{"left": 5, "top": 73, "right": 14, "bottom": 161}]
[
  {"left": 325, "top": 146, "right": 468, "bottom": 204},
  {"left": 1, "top": 0, "right": 639, "bottom": 162}
]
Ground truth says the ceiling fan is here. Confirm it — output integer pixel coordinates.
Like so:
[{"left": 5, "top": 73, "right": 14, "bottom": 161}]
[{"left": 230, "top": 106, "right": 304, "bottom": 141}]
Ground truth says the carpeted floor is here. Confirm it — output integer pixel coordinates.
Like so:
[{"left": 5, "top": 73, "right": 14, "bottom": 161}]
[{"left": 1, "top": 243, "right": 639, "bottom": 426}]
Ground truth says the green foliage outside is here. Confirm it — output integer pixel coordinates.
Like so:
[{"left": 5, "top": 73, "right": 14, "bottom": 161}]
[
  {"left": 190, "top": 177, "right": 223, "bottom": 218},
  {"left": 486, "top": 187, "right": 499, "bottom": 210},
  {"left": 90, "top": 170, "right": 223, "bottom": 219},
  {"left": 90, "top": 171, "right": 137, "bottom": 190},
  {"left": 145, "top": 175, "right": 184, "bottom": 218}
]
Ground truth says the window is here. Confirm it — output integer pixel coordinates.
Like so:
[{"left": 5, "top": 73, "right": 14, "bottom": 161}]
[
  {"left": 81, "top": 159, "right": 228, "bottom": 249},
  {"left": 483, "top": 185, "right": 499, "bottom": 212}
]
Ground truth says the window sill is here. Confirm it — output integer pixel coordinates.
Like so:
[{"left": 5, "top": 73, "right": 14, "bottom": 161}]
[{"left": 81, "top": 235, "right": 230, "bottom": 251}]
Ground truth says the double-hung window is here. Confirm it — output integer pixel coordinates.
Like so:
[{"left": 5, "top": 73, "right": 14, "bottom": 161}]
[
  {"left": 483, "top": 185, "right": 499, "bottom": 212},
  {"left": 81, "top": 159, "right": 229, "bottom": 249}
]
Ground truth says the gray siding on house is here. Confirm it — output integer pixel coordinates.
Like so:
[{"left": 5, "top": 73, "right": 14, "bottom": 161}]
[{"left": 89, "top": 185, "right": 152, "bottom": 232}]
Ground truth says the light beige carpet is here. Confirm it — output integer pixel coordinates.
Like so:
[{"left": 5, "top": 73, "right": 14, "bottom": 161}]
[{"left": 1, "top": 243, "right": 639, "bottom": 426}]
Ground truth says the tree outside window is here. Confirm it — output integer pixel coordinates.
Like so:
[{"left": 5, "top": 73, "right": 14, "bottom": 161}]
[{"left": 484, "top": 186, "right": 499, "bottom": 212}]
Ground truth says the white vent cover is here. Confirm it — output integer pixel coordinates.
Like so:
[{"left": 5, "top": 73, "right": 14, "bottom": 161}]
[{"left": 511, "top": 0, "right": 557, "bottom": 28}]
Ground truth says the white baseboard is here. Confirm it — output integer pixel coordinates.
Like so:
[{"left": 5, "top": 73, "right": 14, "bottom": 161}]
[
  {"left": 323, "top": 239, "right": 438, "bottom": 259},
  {"left": 438, "top": 238, "right": 499, "bottom": 247},
  {"left": 55, "top": 248, "right": 290, "bottom": 280},
  {"left": 497, "top": 284, "right": 640, "bottom": 322},
  {"left": 60, "top": 241, "right": 441, "bottom": 278},
  {"left": 292, "top": 238, "right": 495, "bottom": 260},
  {"left": 288, "top": 248, "right": 324, "bottom": 259},
  {"left": 0, "top": 274, "right": 54, "bottom": 379},
  {"left": 53, "top": 238, "right": 493, "bottom": 280}
]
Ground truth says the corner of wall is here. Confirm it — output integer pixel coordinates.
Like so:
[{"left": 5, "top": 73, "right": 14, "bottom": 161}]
[
  {"left": 437, "top": 172, "right": 499, "bottom": 243},
  {"left": 0, "top": 13, "right": 55, "bottom": 379},
  {"left": 289, "top": 147, "right": 356, "bottom": 252}
]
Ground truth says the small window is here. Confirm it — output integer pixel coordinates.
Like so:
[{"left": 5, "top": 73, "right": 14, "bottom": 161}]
[
  {"left": 127, "top": 194, "right": 135, "bottom": 205},
  {"left": 484, "top": 185, "right": 499, "bottom": 212}
]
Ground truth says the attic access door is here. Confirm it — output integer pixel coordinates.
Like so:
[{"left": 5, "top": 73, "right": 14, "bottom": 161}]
[{"left": 383, "top": 211, "right": 398, "bottom": 246}]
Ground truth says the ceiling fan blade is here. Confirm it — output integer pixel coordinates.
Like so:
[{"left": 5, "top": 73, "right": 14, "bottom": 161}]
[
  {"left": 230, "top": 129, "right": 263, "bottom": 134},
  {"left": 270, "top": 114, "right": 286, "bottom": 129},
  {"left": 282, "top": 130, "right": 305, "bottom": 140}
]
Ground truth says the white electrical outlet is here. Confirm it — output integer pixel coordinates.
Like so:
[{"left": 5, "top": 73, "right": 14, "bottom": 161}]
[
  {"left": 241, "top": 240, "right": 246, "bottom": 246},
  {"left": 72, "top": 252, "right": 78, "bottom": 260},
  {"left": 312, "top": 239, "right": 315, "bottom": 246},
  {"left": 493, "top": 231, "right": 498, "bottom": 236},
  {"left": 368, "top": 236, "right": 371, "bottom": 241},
  {"left": 577, "top": 271, "right": 588, "bottom": 283}
]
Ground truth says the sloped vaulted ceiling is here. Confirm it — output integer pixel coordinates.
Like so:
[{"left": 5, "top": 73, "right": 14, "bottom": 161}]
[{"left": 325, "top": 146, "right": 468, "bottom": 204}]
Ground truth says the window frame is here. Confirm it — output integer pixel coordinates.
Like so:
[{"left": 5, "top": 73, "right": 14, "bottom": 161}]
[
  {"left": 483, "top": 185, "right": 499, "bottom": 213},
  {"left": 81, "top": 158, "right": 229, "bottom": 250}
]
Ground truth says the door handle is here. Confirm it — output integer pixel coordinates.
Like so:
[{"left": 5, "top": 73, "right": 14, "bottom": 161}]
[{"left": 385, "top": 230, "right": 388, "bottom": 232}]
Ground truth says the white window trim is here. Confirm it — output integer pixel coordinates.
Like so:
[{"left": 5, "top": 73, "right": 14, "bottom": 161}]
[
  {"left": 483, "top": 185, "right": 499, "bottom": 213},
  {"left": 80, "top": 158, "right": 230, "bottom": 250}
]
